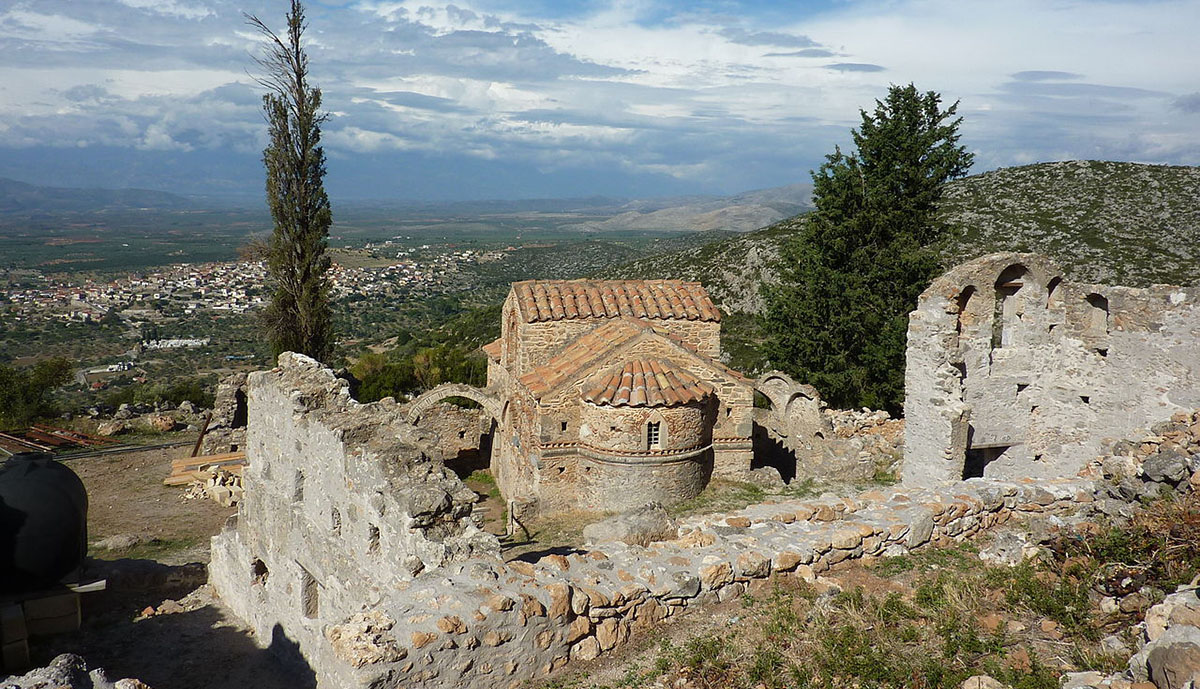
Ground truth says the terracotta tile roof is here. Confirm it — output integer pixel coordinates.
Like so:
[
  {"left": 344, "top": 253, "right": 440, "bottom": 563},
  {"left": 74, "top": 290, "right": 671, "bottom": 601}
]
[
  {"left": 582, "top": 358, "right": 712, "bottom": 407},
  {"left": 512, "top": 280, "right": 720, "bottom": 323},
  {"left": 518, "top": 319, "right": 647, "bottom": 398},
  {"left": 482, "top": 338, "right": 502, "bottom": 361}
]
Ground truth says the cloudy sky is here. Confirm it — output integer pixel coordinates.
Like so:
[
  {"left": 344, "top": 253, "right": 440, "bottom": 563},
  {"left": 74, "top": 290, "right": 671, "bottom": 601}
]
[{"left": 1, "top": 0, "right": 1197, "bottom": 200}]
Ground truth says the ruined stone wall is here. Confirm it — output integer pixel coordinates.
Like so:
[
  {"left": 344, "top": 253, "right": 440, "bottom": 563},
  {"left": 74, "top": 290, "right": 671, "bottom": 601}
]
[
  {"left": 199, "top": 372, "right": 248, "bottom": 455},
  {"left": 261, "top": 466, "right": 1110, "bottom": 689},
  {"left": 410, "top": 402, "right": 491, "bottom": 473},
  {"left": 209, "top": 354, "right": 498, "bottom": 687},
  {"left": 903, "top": 252, "right": 1200, "bottom": 487},
  {"left": 211, "top": 353, "right": 1200, "bottom": 689}
]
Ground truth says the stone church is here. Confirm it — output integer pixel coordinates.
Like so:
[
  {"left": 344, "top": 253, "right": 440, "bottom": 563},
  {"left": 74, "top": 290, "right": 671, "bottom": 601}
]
[{"left": 481, "top": 279, "right": 754, "bottom": 514}]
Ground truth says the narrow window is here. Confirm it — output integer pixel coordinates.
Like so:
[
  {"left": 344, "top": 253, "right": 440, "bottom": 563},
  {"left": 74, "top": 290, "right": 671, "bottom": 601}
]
[
  {"left": 647, "top": 421, "right": 661, "bottom": 450},
  {"left": 293, "top": 470, "right": 305, "bottom": 503},
  {"left": 560, "top": 421, "right": 568, "bottom": 432},
  {"left": 232, "top": 389, "right": 248, "bottom": 429},
  {"left": 1086, "top": 293, "right": 1109, "bottom": 335},
  {"left": 300, "top": 566, "right": 319, "bottom": 619}
]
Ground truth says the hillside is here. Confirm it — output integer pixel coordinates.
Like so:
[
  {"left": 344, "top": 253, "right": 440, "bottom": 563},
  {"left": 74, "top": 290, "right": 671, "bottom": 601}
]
[
  {"left": 0, "top": 177, "right": 198, "bottom": 214},
  {"left": 566, "top": 183, "right": 812, "bottom": 234},
  {"left": 606, "top": 160, "right": 1200, "bottom": 317}
]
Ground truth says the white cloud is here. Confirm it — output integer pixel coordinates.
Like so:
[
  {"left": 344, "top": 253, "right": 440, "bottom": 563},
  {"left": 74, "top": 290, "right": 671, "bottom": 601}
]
[{"left": 117, "top": 0, "right": 214, "bottom": 20}]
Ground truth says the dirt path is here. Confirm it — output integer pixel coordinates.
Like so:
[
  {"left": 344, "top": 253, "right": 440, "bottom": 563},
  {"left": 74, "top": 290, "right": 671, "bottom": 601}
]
[{"left": 12, "top": 443, "right": 311, "bottom": 688}]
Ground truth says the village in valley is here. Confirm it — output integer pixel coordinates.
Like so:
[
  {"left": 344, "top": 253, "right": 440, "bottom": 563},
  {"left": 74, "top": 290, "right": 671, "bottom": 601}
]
[{"left": 2, "top": 2, "right": 1199, "bottom": 689}]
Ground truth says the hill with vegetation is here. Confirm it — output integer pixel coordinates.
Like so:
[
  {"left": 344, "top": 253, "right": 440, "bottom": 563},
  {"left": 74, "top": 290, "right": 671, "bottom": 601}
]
[
  {"left": 605, "top": 160, "right": 1200, "bottom": 318},
  {"left": 0, "top": 177, "right": 198, "bottom": 214}
]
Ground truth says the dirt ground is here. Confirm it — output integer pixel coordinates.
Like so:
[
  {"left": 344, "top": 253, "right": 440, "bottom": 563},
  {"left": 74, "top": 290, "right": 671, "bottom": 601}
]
[{"left": 12, "top": 440, "right": 313, "bottom": 689}]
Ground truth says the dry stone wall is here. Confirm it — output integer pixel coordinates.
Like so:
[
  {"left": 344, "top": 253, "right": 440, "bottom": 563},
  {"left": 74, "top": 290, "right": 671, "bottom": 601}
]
[
  {"left": 904, "top": 252, "right": 1200, "bottom": 487},
  {"left": 210, "top": 353, "right": 1200, "bottom": 689}
]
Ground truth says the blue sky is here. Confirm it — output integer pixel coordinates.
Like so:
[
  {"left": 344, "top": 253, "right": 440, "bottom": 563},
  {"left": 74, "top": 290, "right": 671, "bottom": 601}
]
[{"left": 0, "top": 0, "right": 1197, "bottom": 200}]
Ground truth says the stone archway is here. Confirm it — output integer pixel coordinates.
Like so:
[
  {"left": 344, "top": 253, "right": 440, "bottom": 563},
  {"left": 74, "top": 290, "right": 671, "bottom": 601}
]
[{"left": 406, "top": 384, "right": 503, "bottom": 425}]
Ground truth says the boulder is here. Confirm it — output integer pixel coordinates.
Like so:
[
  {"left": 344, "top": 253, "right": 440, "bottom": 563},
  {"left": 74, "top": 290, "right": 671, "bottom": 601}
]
[
  {"left": 96, "top": 420, "right": 128, "bottom": 437},
  {"left": 1143, "top": 451, "right": 1190, "bottom": 485},
  {"left": 582, "top": 502, "right": 678, "bottom": 547},
  {"left": 142, "top": 414, "right": 178, "bottom": 432},
  {"left": 1130, "top": 624, "right": 1200, "bottom": 684},
  {"left": 177, "top": 400, "right": 197, "bottom": 415}
]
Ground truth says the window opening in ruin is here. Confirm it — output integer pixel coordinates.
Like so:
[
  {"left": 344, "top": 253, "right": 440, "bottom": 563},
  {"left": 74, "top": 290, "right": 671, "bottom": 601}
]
[
  {"left": 647, "top": 422, "right": 662, "bottom": 449},
  {"left": 963, "top": 445, "right": 1009, "bottom": 479},
  {"left": 458, "top": 430, "right": 466, "bottom": 439},
  {"left": 251, "top": 558, "right": 268, "bottom": 586},
  {"left": 1016, "top": 383, "right": 1028, "bottom": 393},
  {"left": 1097, "top": 348, "right": 1109, "bottom": 358},
  {"left": 955, "top": 286, "right": 976, "bottom": 342},
  {"left": 1046, "top": 277, "right": 1062, "bottom": 307},
  {"left": 367, "top": 524, "right": 380, "bottom": 554},
  {"left": 610, "top": 425, "right": 617, "bottom": 432},
  {"left": 556, "top": 466, "right": 565, "bottom": 474},
  {"left": 561, "top": 421, "right": 568, "bottom": 432},
  {"left": 1086, "top": 293, "right": 1110, "bottom": 336},
  {"left": 293, "top": 470, "right": 305, "bottom": 503},
  {"left": 1080, "top": 396, "right": 1091, "bottom": 404},
  {"left": 1034, "top": 454, "right": 1044, "bottom": 462},
  {"left": 991, "top": 266, "right": 1028, "bottom": 350},
  {"left": 232, "top": 389, "right": 248, "bottom": 429},
  {"left": 331, "top": 508, "right": 342, "bottom": 536},
  {"left": 300, "top": 565, "right": 319, "bottom": 619},
  {"left": 725, "top": 407, "right": 732, "bottom": 418}
]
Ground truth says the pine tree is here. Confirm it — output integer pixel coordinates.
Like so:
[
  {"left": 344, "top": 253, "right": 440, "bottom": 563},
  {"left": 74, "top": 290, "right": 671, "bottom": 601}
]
[
  {"left": 763, "top": 84, "right": 973, "bottom": 414},
  {"left": 247, "top": 1, "right": 334, "bottom": 363}
]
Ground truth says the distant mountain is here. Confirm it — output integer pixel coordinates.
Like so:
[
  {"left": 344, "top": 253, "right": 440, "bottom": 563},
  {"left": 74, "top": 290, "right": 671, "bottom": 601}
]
[
  {"left": 605, "top": 161, "right": 1200, "bottom": 315},
  {"left": 0, "top": 177, "right": 198, "bottom": 214},
  {"left": 566, "top": 183, "right": 813, "bottom": 233}
]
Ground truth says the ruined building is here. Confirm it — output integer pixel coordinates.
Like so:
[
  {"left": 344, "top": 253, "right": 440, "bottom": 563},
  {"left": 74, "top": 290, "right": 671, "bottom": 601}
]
[
  {"left": 903, "top": 252, "right": 1200, "bottom": 486},
  {"left": 408, "top": 280, "right": 755, "bottom": 514}
]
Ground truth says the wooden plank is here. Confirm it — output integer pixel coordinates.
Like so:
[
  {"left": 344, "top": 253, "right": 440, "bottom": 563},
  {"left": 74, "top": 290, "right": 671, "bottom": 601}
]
[
  {"left": 0, "top": 433, "right": 53, "bottom": 453},
  {"left": 23, "top": 430, "right": 71, "bottom": 447},
  {"left": 33, "top": 425, "right": 118, "bottom": 446}
]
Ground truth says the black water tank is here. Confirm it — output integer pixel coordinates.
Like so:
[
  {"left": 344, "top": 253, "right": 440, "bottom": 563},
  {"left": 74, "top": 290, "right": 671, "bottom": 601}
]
[{"left": 0, "top": 452, "right": 88, "bottom": 593}]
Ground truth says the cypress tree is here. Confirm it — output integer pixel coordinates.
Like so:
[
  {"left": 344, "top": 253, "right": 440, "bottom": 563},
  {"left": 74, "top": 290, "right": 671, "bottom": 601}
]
[
  {"left": 247, "top": 1, "right": 334, "bottom": 363},
  {"left": 763, "top": 84, "right": 973, "bottom": 414}
]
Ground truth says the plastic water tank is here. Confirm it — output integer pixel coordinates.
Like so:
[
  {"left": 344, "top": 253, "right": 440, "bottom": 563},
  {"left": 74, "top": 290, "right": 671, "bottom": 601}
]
[{"left": 0, "top": 452, "right": 89, "bottom": 593}]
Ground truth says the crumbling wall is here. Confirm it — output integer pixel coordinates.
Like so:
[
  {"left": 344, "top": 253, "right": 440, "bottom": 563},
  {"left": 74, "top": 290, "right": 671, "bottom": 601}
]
[
  {"left": 903, "top": 252, "right": 1200, "bottom": 487},
  {"left": 751, "top": 373, "right": 903, "bottom": 483},
  {"left": 409, "top": 402, "right": 491, "bottom": 477},
  {"left": 199, "top": 372, "right": 248, "bottom": 455},
  {"left": 210, "top": 350, "right": 1199, "bottom": 689},
  {"left": 209, "top": 354, "right": 498, "bottom": 686}
]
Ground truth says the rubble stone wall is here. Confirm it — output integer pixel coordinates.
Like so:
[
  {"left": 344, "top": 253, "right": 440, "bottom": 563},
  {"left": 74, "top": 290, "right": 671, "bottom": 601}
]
[
  {"left": 209, "top": 354, "right": 498, "bottom": 687},
  {"left": 210, "top": 353, "right": 1200, "bottom": 689},
  {"left": 199, "top": 372, "right": 248, "bottom": 455},
  {"left": 903, "top": 252, "right": 1200, "bottom": 487}
]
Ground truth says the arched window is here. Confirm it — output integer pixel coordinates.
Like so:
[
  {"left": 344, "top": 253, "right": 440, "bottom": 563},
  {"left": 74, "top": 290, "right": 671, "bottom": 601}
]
[{"left": 991, "top": 265, "right": 1029, "bottom": 349}]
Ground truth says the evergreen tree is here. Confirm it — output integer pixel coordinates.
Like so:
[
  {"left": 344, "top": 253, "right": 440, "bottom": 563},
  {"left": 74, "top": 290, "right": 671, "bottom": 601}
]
[
  {"left": 247, "top": 1, "right": 334, "bottom": 363},
  {"left": 763, "top": 84, "right": 973, "bottom": 414}
]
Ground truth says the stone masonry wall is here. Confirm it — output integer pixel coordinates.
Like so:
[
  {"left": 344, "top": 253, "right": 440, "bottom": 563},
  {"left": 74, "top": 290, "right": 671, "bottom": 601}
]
[
  {"left": 209, "top": 354, "right": 498, "bottom": 687},
  {"left": 904, "top": 252, "right": 1200, "bottom": 487},
  {"left": 211, "top": 355, "right": 1200, "bottom": 689}
]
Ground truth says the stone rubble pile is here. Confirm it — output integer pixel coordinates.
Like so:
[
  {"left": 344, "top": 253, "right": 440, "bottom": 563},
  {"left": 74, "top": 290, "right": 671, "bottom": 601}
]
[
  {"left": 181, "top": 467, "right": 243, "bottom": 507},
  {"left": 1086, "top": 410, "right": 1200, "bottom": 519},
  {"left": 92, "top": 401, "right": 208, "bottom": 437},
  {"left": 1, "top": 653, "right": 150, "bottom": 689}
]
